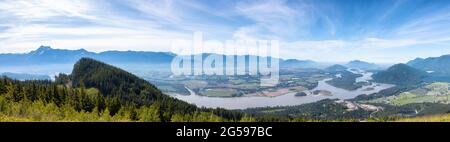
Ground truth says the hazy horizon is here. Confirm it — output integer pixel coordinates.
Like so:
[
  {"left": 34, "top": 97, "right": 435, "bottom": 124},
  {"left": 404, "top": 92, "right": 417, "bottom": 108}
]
[{"left": 0, "top": 45, "right": 407, "bottom": 65}]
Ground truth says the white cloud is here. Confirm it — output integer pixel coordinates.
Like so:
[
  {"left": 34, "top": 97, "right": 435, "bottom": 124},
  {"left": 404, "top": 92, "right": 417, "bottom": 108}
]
[
  {"left": 233, "top": 0, "right": 309, "bottom": 40},
  {"left": 0, "top": 0, "right": 196, "bottom": 53},
  {"left": 0, "top": 24, "right": 191, "bottom": 53},
  {"left": 1, "top": 0, "right": 450, "bottom": 64},
  {"left": 357, "top": 38, "right": 419, "bottom": 48},
  {"left": 123, "top": 0, "right": 179, "bottom": 22},
  {"left": 393, "top": 8, "right": 450, "bottom": 40},
  {"left": 287, "top": 40, "right": 347, "bottom": 49},
  {"left": 281, "top": 37, "right": 450, "bottom": 63}
]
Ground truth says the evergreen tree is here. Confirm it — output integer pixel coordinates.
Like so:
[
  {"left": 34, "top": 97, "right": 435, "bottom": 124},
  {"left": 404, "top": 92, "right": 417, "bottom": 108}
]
[{"left": 138, "top": 103, "right": 161, "bottom": 122}]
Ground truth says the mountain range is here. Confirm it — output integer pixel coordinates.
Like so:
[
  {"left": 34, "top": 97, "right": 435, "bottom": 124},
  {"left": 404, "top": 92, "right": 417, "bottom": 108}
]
[
  {"left": 5, "top": 46, "right": 450, "bottom": 83},
  {"left": 0, "top": 46, "right": 175, "bottom": 66},
  {"left": 325, "top": 64, "right": 348, "bottom": 72},
  {"left": 345, "top": 60, "right": 380, "bottom": 70},
  {"left": 0, "top": 46, "right": 324, "bottom": 70},
  {"left": 0, "top": 72, "right": 51, "bottom": 81},
  {"left": 407, "top": 55, "right": 450, "bottom": 76},
  {"left": 0, "top": 57, "right": 246, "bottom": 122}
]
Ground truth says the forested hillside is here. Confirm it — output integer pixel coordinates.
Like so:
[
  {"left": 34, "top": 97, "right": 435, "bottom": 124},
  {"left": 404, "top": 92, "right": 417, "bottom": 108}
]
[
  {"left": 0, "top": 58, "right": 246, "bottom": 122},
  {"left": 372, "top": 64, "right": 427, "bottom": 86}
]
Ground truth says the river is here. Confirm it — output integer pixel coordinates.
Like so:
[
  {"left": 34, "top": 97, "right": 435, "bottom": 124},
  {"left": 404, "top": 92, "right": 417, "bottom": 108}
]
[{"left": 169, "top": 69, "right": 395, "bottom": 109}]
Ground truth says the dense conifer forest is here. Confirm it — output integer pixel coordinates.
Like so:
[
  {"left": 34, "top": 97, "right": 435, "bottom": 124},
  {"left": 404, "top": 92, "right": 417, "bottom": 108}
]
[{"left": 0, "top": 58, "right": 251, "bottom": 122}]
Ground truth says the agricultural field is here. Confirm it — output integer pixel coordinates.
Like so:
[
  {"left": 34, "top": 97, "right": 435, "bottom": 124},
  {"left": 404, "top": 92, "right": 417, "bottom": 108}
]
[
  {"left": 363, "top": 82, "right": 450, "bottom": 106},
  {"left": 200, "top": 88, "right": 239, "bottom": 97},
  {"left": 144, "top": 69, "right": 327, "bottom": 98}
]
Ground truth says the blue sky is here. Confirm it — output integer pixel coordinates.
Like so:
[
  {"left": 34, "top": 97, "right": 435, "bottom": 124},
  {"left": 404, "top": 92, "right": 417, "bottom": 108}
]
[{"left": 1, "top": 0, "right": 450, "bottom": 63}]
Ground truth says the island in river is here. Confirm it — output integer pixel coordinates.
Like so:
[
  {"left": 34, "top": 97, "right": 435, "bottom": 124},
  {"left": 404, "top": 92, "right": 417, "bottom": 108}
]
[{"left": 169, "top": 69, "right": 395, "bottom": 109}]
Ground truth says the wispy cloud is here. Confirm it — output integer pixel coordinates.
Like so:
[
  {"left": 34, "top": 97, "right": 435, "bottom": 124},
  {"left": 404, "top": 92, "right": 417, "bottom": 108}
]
[
  {"left": 283, "top": 37, "right": 450, "bottom": 63},
  {"left": 1, "top": 0, "right": 450, "bottom": 63},
  {"left": 123, "top": 0, "right": 180, "bottom": 22},
  {"left": 394, "top": 11, "right": 450, "bottom": 40},
  {"left": 0, "top": 0, "right": 194, "bottom": 53},
  {"left": 233, "top": 0, "right": 309, "bottom": 40},
  {"left": 0, "top": 0, "right": 96, "bottom": 20}
]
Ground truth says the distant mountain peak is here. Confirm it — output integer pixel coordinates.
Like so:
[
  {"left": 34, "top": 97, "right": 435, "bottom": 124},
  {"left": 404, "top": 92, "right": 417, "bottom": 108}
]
[
  {"left": 406, "top": 54, "right": 450, "bottom": 76},
  {"left": 325, "top": 64, "right": 348, "bottom": 72},
  {"left": 31, "top": 45, "right": 53, "bottom": 55},
  {"left": 345, "top": 60, "right": 379, "bottom": 70},
  {"left": 37, "top": 45, "right": 52, "bottom": 50},
  {"left": 413, "top": 57, "right": 424, "bottom": 60},
  {"left": 348, "top": 60, "right": 373, "bottom": 64},
  {"left": 283, "top": 59, "right": 314, "bottom": 63},
  {"left": 280, "top": 59, "right": 317, "bottom": 68},
  {"left": 372, "top": 63, "right": 427, "bottom": 85},
  {"left": 387, "top": 64, "right": 414, "bottom": 71},
  {"left": 34, "top": 46, "right": 88, "bottom": 53},
  {"left": 75, "top": 48, "right": 88, "bottom": 53}
]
